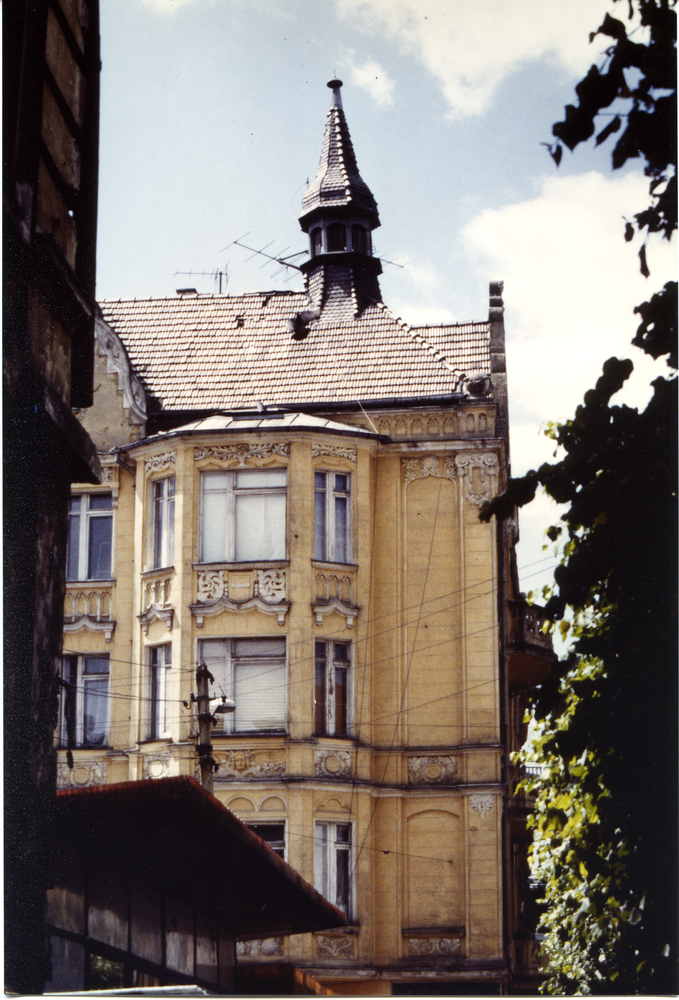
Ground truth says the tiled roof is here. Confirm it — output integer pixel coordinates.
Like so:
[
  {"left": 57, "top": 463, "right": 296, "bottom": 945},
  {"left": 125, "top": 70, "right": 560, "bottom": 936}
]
[
  {"left": 99, "top": 292, "right": 491, "bottom": 411},
  {"left": 300, "top": 81, "right": 378, "bottom": 226}
]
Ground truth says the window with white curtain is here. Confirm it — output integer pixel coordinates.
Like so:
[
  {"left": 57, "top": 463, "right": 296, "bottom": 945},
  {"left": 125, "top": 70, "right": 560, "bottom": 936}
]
[
  {"left": 60, "top": 654, "right": 110, "bottom": 747},
  {"left": 314, "top": 471, "right": 350, "bottom": 563},
  {"left": 314, "top": 822, "right": 352, "bottom": 917},
  {"left": 199, "top": 638, "right": 286, "bottom": 733},
  {"left": 144, "top": 644, "right": 172, "bottom": 740},
  {"left": 200, "top": 469, "right": 286, "bottom": 562},
  {"left": 151, "top": 477, "right": 175, "bottom": 568},
  {"left": 67, "top": 493, "right": 113, "bottom": 580}
]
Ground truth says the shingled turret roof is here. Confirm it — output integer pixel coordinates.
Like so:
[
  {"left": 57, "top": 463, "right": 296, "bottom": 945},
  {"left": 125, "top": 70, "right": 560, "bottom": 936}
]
[
  {"left": 300, "top": 79, "right": 379, "bottom": 231},
  {"left": 99, "top": 292, "right": 490, "bottom": 412}
]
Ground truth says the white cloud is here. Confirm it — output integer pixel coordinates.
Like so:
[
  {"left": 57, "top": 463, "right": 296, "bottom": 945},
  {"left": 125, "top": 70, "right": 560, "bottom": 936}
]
[
  {"left": 142, "top": 0, "right": 202, "bottom": 11},
  {"left": 335, "top": 0, "right": 620, "bottom": 118},
  {"left": 342, "top": 53, "right": 396, "bottom": 107}
]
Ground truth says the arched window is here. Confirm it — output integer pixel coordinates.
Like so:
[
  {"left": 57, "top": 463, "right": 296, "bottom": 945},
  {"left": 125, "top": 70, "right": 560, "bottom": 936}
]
[
  {"left": 351, "top": 225, "right": 367, "bottom": 254},
  {"left": 311, "top": 228, "right": 323, "bottom": 257},
  {"left": 327, "top": 223, "right": 346, "bottom": 252}
]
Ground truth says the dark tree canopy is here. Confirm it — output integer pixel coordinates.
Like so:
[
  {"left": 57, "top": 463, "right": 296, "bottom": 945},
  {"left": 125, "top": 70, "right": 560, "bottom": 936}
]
[{"left": 484, "top": 1, "right": 677, "bottom": 993}]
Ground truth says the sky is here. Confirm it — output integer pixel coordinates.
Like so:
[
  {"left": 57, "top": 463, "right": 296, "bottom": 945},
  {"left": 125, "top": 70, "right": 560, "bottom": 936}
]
[{"left": 96, "top": 0, "right": 675, "bottom": 602}]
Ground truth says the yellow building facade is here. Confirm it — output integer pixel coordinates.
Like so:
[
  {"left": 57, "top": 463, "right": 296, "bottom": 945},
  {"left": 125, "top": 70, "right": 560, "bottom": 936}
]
[{"left": 60, "top": 80, "right": 548, "bottom": 994}]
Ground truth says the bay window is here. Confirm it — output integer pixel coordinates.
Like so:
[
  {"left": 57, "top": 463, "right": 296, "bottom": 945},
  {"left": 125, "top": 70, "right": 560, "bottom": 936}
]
[
  {"left": 314, "top": 640, "right": 351, "bottom": 736},
  {"left": 314, "top": 471, "right": 350, "bottom": 562},
  {"left": 200, "top": 469, "right": 286, "bottom": 563},
  {"left": 60, "top": 654, "right": 110, "bottom": 747},
  {"left": 151, "top": 477, "right": 175, "bottom": 568},
  {"left": 67, "top": 493, "right": 113, "bottom": 580},
  {"left": 314, "top": 822, "right": 352, "bottom": 917},
  {"left": 199, "top": 637, "right": 286, "bottom": 733}
]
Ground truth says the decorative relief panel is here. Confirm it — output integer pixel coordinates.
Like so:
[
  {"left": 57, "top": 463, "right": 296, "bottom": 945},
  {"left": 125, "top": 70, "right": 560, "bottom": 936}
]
[
  {"left": 216, "top": 749, "right": 286, "bottom": 780},
  {"left": 237, "top": 938, "right": 284, "bottom": 958},
  {"left": 315, "top": 934, "right": 355, "bottom": 959},
  {"left": 257, "top": 569, "right": 286, "bottom": 602},
  {"left": 403, "top": 455, "right": 456, "bottom": 485},
  {"left": 145, "top": 451, "right": 176, "bottom": 473},
  {"left": 406, "top": 936, "right": 462, "bottom": 958},
  {"left": 469, "top": 794, "right": 495, "bottom": 818},
  {"left": 100, "top": 465, "right": 120, "bottom": 506},
  {"left": 194, "top": 443, "right": 289, "bottom": 465},
  {"left": 193, "top": 568, "right": 289, "bottom": 624},
  {"left": 315, "top": 748, "right": 353, "bottom": 779},
  {"left": 197, "top": 569, "right": 226, "bottom": 603},
  {"left": 407, "top": 755, "right": 458, "bottom": 785},
  {"left": 141, "top": 754, "right": 171, "bottom": 780},
  {"left": 314, "top": 571, "right": 354, "bottom": 605},
  {"left": 455, "top": 452, "right": 498, "bottom": 507},
  {"left": 57, "top": 760, "right": 107, "bottom": 788},
  {"left": 311, "top": 444, "right": 357, "bottom": 462},
  {"left": 142, "top": 572, "right": 173, "bottom": 610},
  {"left": 64, "top": 586, "right": 115, "bottom": 642},
  {"left": 95, "top": 314, "right": 147, "bottom": 423}
]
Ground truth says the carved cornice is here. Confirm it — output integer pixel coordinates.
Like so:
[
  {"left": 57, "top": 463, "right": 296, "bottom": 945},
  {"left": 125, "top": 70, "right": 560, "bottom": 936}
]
[
  {"left": 137, "top": 604, "right": 173, "bottom": 634},
  {"left": 95, "top": 314, "right": 147, "bottom": 422},
  {"left": 312, "top": 596, "right": 359, "bottom": 628},
  {"left": 312, "top": 444, "right": 357, "bottom": 463},
  {"left": 402, "top": 455, "right": 456, "bottom": 485},
  {"left": 190, "top": 594, "right": 290, "bottom": 627},
  {"left": 145, "top": 451, "right": 176, "bottom": 473},
  {"left": 194, "top": 443, "right": 290, "bottom": 465}
]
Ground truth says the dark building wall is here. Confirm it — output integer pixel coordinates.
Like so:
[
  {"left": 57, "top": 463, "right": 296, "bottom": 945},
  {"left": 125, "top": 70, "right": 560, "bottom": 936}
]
[{"left": 3, "top": 1, "right": 101, "bottom": 991}]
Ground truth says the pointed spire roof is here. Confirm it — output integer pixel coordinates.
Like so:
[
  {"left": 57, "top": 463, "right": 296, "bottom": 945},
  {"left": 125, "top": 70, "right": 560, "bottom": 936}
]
[{"left": 300, "top": 79, "right": 379, "bottom": 231}]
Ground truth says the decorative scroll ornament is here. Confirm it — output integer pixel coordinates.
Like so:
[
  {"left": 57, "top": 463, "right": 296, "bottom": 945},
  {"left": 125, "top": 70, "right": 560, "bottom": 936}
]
[
  {"left": 315, "top": 748, "right": 352, "bottom": 779},
  {"left": 316, "top": 935, "right": 355, "bottom": 959},
  {"left": 469, "top": 794, "right": 495, "bottom": 818},
  {"left": 194, "top": 443, "right": 290, "bottom": 465},
  {"left": 311, "top": 444, "right": 357, "bottom": 463},
  {"left": 57, "top": 760, "right": 107, "bottom": 789},
  {"left": 237, "top": 938, "right": 284, "bottom": 957},
  {"left": 407, "top": 755, "right": 458, "bottom": 785},
  {"left": 217, "top": 749, "right": 286, "bottom": 780},
  {"left": 455, "top": 452, "right": 498, "bottom": 507},
  {"left": 257, "top": 570, "right": 286, "bottom": 602},
  {"left": 407, "top": 937, "right": 462, "bottom": 957},
  {"left": 402, "top": 455, "right": 456, "bottom": 485},
  {"left": 193, "top": 570, "right": 289, "bottom": 625},
  {"left": 197, "top": 570, "right": 227, "bottom": 603},
  {"left": 95, "top": 314, "right": 147, "bottom": 423},
  {"left": 145, "top": 451, "right": 176, "bottom": 473}
]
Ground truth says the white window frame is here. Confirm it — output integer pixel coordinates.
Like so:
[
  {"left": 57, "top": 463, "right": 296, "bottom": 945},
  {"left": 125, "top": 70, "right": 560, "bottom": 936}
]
[
  {"left": 246, "top": 822, "right": 286, "bottom": 860},
  {"left": 314, "top": 639, "right": 352, "bottom": 737},
  {"left": 145, "top": 644, "right": 172, "bottom": 740},
  {"left": 314, "top": 471, "right": 351, "bottom": 563},
  {"left": 150, "top": 476, "right": 175, "bottom": 569},
  {"left": 199, "top": 469, "right": 287, "bottom": 563},
  {"left": 67, "top": 493, "right": 113, "bottom": 581},
  {"left": 198, "top": 637, "right": 287, "bottom": 734},
  {"left": 314, "top": 821, "right": 352, "bottom": 918},
  {"left": 59, "top": 654, "right": 110, "bottom": 747}
]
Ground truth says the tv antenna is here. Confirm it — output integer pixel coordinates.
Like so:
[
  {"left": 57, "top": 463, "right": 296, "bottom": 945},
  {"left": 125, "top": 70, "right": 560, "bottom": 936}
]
[
  {"left": 222, "top": 231, "right": 408, "bottom": 279},
  {"left": 174, "top": 268, "right": 228, "bottom": 293}
]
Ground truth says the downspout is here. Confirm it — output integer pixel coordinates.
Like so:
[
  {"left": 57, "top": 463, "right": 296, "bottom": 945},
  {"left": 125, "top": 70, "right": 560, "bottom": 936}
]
[{"left": 498, "top": 515, "right": 513, "bottom": 988}]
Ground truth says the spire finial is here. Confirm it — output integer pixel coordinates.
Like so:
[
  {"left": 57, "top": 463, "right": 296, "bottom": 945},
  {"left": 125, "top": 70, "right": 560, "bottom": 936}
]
[{"left": 327, "top": 77, "right": 343, "bottom": 108}]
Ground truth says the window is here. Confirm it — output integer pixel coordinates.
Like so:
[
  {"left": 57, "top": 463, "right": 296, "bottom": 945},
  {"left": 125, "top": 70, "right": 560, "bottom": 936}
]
[
  {"left": 327, "top": 222, "right": 346, "bottom": 252},
  {"left": 351, "top": 224, "right": 368, "bottom": 254},
  {"left": 67, "top": 494, "right": 113, "bottom": 580},
  {"left": 314, "top": 822, "right": 352, "bottom": 917},
  {"left": 314, "top": 472, "right": 350, "bottom": 562},
  {"left": 200, "top": 469, "right": 286, "bottom": 563},
  {"left": 145, "top": 645, "right": 172, "bottom": 740},
  {"left": 60, "top": 654, "right": 110, "bottom": 747},
  {"left": 315, "top": 640, "right": 350, "bottom": 736},
  {"left": 311, "top": 227, "right": 323, "bottom": 257},
  {"left": 199, "top": 638, "right": 286, "bottom": 733},
  {"left": 247, "top": 823, "right": 286, "bottom": 859},
  {"left": 151, "top": 477, "right": 175, "bottom": 568}
]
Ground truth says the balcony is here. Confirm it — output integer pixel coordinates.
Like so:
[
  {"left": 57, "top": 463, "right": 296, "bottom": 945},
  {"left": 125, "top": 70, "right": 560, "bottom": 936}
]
[{"left": 507, "top": 597, "right": 555, "bottom": 686}]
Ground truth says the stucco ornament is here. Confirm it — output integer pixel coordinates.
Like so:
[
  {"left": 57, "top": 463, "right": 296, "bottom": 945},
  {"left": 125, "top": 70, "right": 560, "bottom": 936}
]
[
  {"left": 316, "top": 935, "right": 355, "bottom": 958},
  {"left": 407, "top": 936, "right": 461, "bottom": 957},
  {"left": 237, "top": 938, "right": 283, "bottom": 957},
  {"left": 194, "top": 442, "right": 289, "bottom": 465},
  {"left": 145, "top": 451, "right": 176, "bottom": 473},
  {"left": 402, "top": 455, "right": 456, "bottom": 485},
  {"left": 311, "top": 444, "right": 357, "bottom": 462},
  {"left": 315, "top": 748, "right": 352, "bottom": 778},
  {"left": 94, "top": 314, "right": 147, "bottom": 423},
  {"left": 469, "top": 794, "right": 495, "bottom": 818},
  {"left": 455, "top": 452, "right": 498, "bottom": 507},
  {"left": 57, "top": 760, "right": 107, "bottom": 788},
  {"left": 142, "top": 754, "right": 171, "bottom": 780},
  {"left": 257, "top": 569, "right": 286, "bottom": 602},
  {"left": 407, "top": 755, "right": 458, "bottom": 785},
  {"left": 196, "top": 570, "right": 226, "bottom": 603},
  {"left": 217, "top": 749, "right": 285, "bottom": 780}
]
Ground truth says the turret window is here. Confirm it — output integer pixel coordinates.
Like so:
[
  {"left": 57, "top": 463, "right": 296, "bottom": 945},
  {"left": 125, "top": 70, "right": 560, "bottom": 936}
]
[
  {"left": 351, "top": 225, "right": 367, "bottom": 254},
  {"left": 151, "top": 477, "right": 175, "bottom": 569},
  {"left": 327, "top": 223, "right": 346, "bottom": 252},
  {"left": 311, "top": 227, "right": 323, "bottom": 257},
  {"left": 314, "top": 471, "right": 351, "bottom": 563}
]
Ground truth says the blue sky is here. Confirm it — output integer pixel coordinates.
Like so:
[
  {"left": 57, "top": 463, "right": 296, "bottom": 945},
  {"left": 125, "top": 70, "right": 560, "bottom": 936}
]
[{"left": 96, "top": 0, "right": 675, "bottom": 599}]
